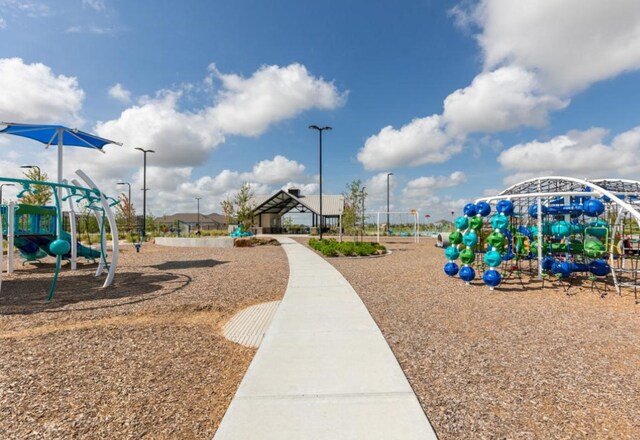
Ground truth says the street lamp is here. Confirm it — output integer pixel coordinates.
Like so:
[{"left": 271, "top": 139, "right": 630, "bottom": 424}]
[
  {"left": 386, "top": 172, "right": 393, "bottom": 234},
  {"left": 0, "top": 183, "right": 15, "bottom": 204},
  {"left": 135, "top": 148, "right": 155, "bottom": 238},
  {"left": 309, "top": 125, "right": 332, "bottom": 240},
  {"left": 361, "top": 186, "right": 366, "bottom": 236},
  {"left": 117, "top": 182, "right": 131, "bottom": 232},
  {"left": 20, "top": 165, "right": 42, "bottom": 179},
  {"left": 195, "top": 197, "right": 201, "bottom": 231}
]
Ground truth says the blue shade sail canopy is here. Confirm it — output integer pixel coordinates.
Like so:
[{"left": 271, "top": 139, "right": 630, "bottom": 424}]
[
  {"left": 0, "top": 122, "right": 123, "bottom": 187},
  {"left": 0, "top": 122, "right": 122, "bottom": 150}
]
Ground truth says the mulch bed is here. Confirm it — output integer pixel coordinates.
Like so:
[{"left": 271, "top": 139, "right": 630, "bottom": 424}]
[{"left": 0, "top": 243, "right": 288, "bottom": 439}]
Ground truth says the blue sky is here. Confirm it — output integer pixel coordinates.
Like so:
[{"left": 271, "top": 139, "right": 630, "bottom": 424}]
[{"left": 1, "top": 0, "right": 640, "bottom": 220}]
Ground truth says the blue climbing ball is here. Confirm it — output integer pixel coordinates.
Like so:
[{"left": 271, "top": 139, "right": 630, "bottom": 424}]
[
  {"left": 462, "top": 231, "right": 478, "bottom": 247},
  {"left": 484, "top": 250, "right": 502, "bottom": 268},
  {"left": 475, "top": 201, "right": 491, "bottom": 217},
  {"left": 528, "top": 204, "right": 548, "bottom": 218},
  {"left": 483, "top": 269, "right": 502, "bottom": 288},
  {"left": 541, "top": 256, "right": 555, "bottom": 271},
  {"left": 454, "top": 216, "right": 469, "bottom": 230},
  {"left": 459, "top": 265, "right": 476, "bottom": 282},
  {"left": 551, "top": 261, "right": 571, "bottom": 278},
  {"left": 49, "top": 239, "right": 70, "bottom": 256},
  {"left": 444, "top": 245, "right": 460, "bottom": 261},
  {"left": 444, "top": 261, "right": 459, "bottom": 277},
  {"left": 583, "top": 199, "right": 605, "bottom": 217},
  {"left": 589, "top": 259, "right": 611, "bottom": 277},
  {"left": 496, "top": 199, "right": 514, "bottom": 216},
  {"left": 463, "top": 203, "right": 477, "bottom": 217}
]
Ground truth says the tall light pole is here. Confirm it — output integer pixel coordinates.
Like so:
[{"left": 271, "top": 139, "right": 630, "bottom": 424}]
[
  {"left": 20, "top": 165, "right": 42, "bottom": 179},
  {"left": 0, "top": 183, "right": 15, "bottom": 204},
  {"left": 195, "top": 197, "right": 201, "bottom": 231},
  {"left": 135, "top": 148, "right": 155, "bottom": 238},
  {"left": 309, "top": 125, "right": 332, "bottom": 240},
  {"left": 361, "top": 186, "right": 366, "bottom": 236},
  {"left": 117, "top": 182, "right": 131, "bottom": 233},
  {"left": 386, "top": 172, "right": 393, "bottom": 233}
]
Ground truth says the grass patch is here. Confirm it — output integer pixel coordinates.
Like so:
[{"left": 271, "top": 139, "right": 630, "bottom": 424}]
[{"left": 309, "top": 238, "right": 386, "bottom": 257}]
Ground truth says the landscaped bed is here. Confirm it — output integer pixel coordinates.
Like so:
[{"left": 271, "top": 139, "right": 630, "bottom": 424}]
[
  {"left": 296, "top": 236, "right": 640, "bottom": 439},
  {"left": 0, "top": 243, "right": 288, "bottom": 439},
  {"left": 308, "top": 237, "right": 386, "bottom": 257}
]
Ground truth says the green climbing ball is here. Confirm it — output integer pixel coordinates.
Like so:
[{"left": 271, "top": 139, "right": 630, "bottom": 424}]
[
  {"left": 460, "top": 247, "right": 475, "bottom": 264},
  {"left": 449, "top": 230, "right": 463, "bottom": 245},
  {"left": 584, "top": 238, "right": 606, "bottom": 258},
  {"left": 487, "top": 231, "right": 505, "bottom": 248},
  {"left": 469, "top": 216, "right": 483, "bottom": 231}
]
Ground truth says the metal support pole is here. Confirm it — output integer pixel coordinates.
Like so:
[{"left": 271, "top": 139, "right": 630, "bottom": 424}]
[
  {"left": 386, "top": 172, "right": 393, "bottom": 233},
  {"left": 309, "top": 125, "right": 331, "bottom": 240}
]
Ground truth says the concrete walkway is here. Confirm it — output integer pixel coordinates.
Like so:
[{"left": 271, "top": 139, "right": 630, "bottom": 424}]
[{"left": 213, "top": 237, "right": 437, "bottom": 440}]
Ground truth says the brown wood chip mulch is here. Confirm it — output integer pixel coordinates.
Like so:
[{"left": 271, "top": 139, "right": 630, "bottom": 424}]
[{"left": 0, "top": 243, "right": 288, "bottom": 439}]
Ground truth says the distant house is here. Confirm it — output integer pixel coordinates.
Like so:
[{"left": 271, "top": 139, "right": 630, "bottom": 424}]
[{"left": 157, "top": 212, "right": 230, "bottom": 231}]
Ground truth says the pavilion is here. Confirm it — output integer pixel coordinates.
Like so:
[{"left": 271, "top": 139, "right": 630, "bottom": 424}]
[{"left": 252, "top": 188, "right": 344, "bottom": 234}]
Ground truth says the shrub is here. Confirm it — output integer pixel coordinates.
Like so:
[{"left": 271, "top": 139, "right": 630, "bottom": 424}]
[{"left": 309, "top": 238, "right": 386, "bottom": 257}]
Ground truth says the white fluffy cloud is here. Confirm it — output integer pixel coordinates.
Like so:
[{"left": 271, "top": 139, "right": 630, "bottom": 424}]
[
  {"left": 208, "top": 63, "right": 346, "bottom": 136},
  {"left": 0, "top": 58, "right": 84, "bottom": 125},
  {"left": 95, "top": 63, "right": 345, "bottom": 169},
  {"left": 95, "top": 91, "right": 217, "bottom": 168},
  {"left": 82, "top": 0, "right": 105, "bottom": 12},
  {"left": 241, "top": 155, "right": 306, "bottom": 184},
  {"left": 475, "top": 0, "right": 640, "bottom": 93},
  {"left": 360, "top": 0, "right": 640, "bottom": 170},
  {"left": 498, "top": 127, "right": 640, "bottom": 184},
  {"left": 358, "top": 115, "right": 462, "bottom": 170},
  {"left": 405, "top": 171, "right": 467, "bottom": 191},
  {"left": 108, "top": 83, "right": 131, "bottom": 103},
  {"left": 443, "top": 66, "right": 567, "bottom": 135}
]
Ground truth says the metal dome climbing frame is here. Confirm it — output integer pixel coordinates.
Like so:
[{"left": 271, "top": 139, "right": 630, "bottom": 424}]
[{"left": 475, "top": 176, "right": 640, "bottom": 299}]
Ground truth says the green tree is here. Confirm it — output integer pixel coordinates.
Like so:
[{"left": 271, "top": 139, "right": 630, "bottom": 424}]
[
  {"left": 115, "top": 193, "right": 136, "bottom": 233},
  {"left": 342, "top": 179, "right": 366, "bottom": 240},
  {"left": 234, "top": 182, "right": 255, "bottom": 231},
  {"left": 220, "top": 198, "right": 234, "bottom": 224},
  {"left": 20, "top": 168, "right": 53, "bottom": 205}
]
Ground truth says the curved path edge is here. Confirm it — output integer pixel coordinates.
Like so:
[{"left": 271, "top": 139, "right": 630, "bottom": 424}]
[{"left": 213, "top": 236, "right": 438, "bottom": 439}]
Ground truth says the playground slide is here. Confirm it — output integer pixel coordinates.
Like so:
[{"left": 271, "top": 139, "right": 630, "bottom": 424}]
[
  {"left": 14, "top": 236, "right": 48, "bottom": 262},
  {"left": 60, "top": 231, "right": 102, "bottom": 260},
  {"left": 14, "top": 233, "right": 101, "bottom": 261}
]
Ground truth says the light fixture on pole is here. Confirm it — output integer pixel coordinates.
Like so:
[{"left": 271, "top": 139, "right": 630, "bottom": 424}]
[
  {"left": 117, "top": 182, "right": 132, "bottom": 232},
  {"left": 0, "top": 183, "right": 15, "bottom": 204},
  {"left": 196, "top": 197, "right": 202, "bottom": 231},
  {"left": 20, "top": 165, "right": 42, "bottom": 179},
  {"left": 135, "top": 148, "right": 155, "bottom": 238},
  {"left": 308, "top": 125, "right": 332, "bottom": 240},
  {"left": 386, "top": 172, "right": 393, "bottom": 234}
]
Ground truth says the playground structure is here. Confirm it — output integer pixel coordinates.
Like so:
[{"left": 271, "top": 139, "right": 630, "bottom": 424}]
[
  {"left": 442, "top": 176, "right": 640, "bottom": 301},
  {"left": 0, "top": 170, "right": 119, "bottom": 300}
]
